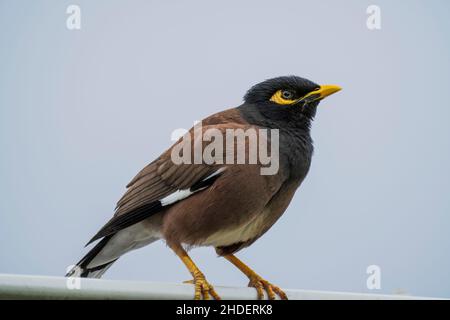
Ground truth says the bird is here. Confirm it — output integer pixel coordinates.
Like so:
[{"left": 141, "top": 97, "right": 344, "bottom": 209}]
[{"left": 66, "top": 75, "right": 341, "bottom": 300}]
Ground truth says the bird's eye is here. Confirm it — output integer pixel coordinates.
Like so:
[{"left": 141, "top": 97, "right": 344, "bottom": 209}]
[
  {"left": 270, "top": 89, "right": 297, "bottom": 105},
  {"left": 281, "top": 90, "right": 294, "bottom": 100}
]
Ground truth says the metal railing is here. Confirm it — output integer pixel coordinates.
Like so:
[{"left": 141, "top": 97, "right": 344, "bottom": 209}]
[{"left": 0, "top": 274, "right": 439, "bottom": 300}]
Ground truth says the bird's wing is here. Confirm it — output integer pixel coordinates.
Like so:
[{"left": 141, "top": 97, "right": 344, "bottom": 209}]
[{"left": 86, "top": 121, "right": 247, "bottom": 246}]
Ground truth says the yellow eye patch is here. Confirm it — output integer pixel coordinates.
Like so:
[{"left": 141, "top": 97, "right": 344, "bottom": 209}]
[
  {"left": 270, "top": 90, "right": 297, "bottom": 105},
  {"left": 269, "top": 85, "right": 342, "bottom": 106}
]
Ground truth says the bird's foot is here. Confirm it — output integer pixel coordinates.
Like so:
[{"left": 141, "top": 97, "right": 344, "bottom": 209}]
[
  {"left": 183, "top": 273, "right": 221, "bottom": 300},
  {"left": 248, "top": 275, "right": 288, "bottom": 300}
]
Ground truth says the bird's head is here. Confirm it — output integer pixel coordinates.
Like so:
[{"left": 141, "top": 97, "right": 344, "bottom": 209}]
[{"left": 242, "top": 76, "right": 341, "bottom": 125}]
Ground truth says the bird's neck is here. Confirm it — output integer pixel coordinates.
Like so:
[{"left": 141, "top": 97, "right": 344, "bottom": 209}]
[
  {"left": 279, "top": 127, "right": 314, "bottom": 182},
  {"left": 238, "top": 104, "right": 314, "bottom": 181},
  {"left": 238, "top": 103, "right": 315, "bottom": 130}
]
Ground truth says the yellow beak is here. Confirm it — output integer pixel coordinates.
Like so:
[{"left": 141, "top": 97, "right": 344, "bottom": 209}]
[
  {"left": 299, "top": 84, "right": 342, "bottom": 103},
  {"left": 298, "top": 84, "right": 342, "bottom": 103},
  {"left": 314, "top": 84, "right": 342, "bottom": 99},
  {"left": 270, "top": 84, "right": 342, "bottom": 106}
]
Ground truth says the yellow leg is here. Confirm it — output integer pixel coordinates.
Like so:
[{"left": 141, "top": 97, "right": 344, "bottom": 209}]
[
  {"left": 224, "top": 254, "right": 288, "bottom": 300},
  {"left": 169, "top": 243, "right": 220, "bottom": 300}
]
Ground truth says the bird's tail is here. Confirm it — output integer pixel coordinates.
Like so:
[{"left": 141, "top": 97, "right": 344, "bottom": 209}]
[
  {"left": 66, "top": 222, "right": 161, "bottom": 279},
  {"left": 66, "top": 235, "right": 117, "bottom": 279}
]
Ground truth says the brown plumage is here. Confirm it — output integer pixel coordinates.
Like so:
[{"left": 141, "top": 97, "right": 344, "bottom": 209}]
[{"left": 67, "top": 76, "right": 341, "bottom": 300}]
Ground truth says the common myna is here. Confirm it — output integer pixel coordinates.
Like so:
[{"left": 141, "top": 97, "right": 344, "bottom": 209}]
[{"left": 67, "top": 76, "right": 341, "bottom": 300}]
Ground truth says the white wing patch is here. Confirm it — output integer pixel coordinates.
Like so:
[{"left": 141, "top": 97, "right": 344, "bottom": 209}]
[
  {"left": 160, "top": 167, "right": 226, "bottom": 207},
  {"left": 203, "top": 167, "right": 226, "bottom": 180},
  {"left": 160, "top": 189, "right": 194, "bottom": 206}
]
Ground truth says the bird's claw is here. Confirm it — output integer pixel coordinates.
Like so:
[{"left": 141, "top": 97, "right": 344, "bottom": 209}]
[
  {"left": 248, "top": 276, "right": 288, "bottom": 300},
  {"left": 184, "top": 273, "right": 221, "bottom": 300}
]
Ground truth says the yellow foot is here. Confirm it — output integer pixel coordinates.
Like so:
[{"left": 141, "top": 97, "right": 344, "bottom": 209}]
[
  {"left": 183, "top": 274, "right": 221, "bottom": 300},
  {"left": 248, "top": 276, "right": 288, "bottom": 300}
]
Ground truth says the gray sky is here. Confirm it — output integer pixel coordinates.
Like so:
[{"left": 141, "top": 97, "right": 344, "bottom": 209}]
[{"left": 1, "top": 0, "right": 449, "bottom": 298}]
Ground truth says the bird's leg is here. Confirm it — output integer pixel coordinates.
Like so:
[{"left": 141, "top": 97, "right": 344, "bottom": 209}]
[
  {"left": 224, "top": 254, "right": 288, "bottom": 300},
  {"left": 168, "top": 243, "right": 221, "bottom": 300}
]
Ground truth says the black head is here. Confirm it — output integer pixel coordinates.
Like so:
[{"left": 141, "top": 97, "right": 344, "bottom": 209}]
[
  {"left": 241, "top": 76, "right": 341, "bottom": 127},
  {"left": 244, "top": 76, "right": 320, "bottom": 104}
]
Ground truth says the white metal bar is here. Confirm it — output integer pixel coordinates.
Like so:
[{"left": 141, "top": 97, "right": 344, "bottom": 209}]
[{"left": 0, "top": 274, "right": 441, "bottom": 300}]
